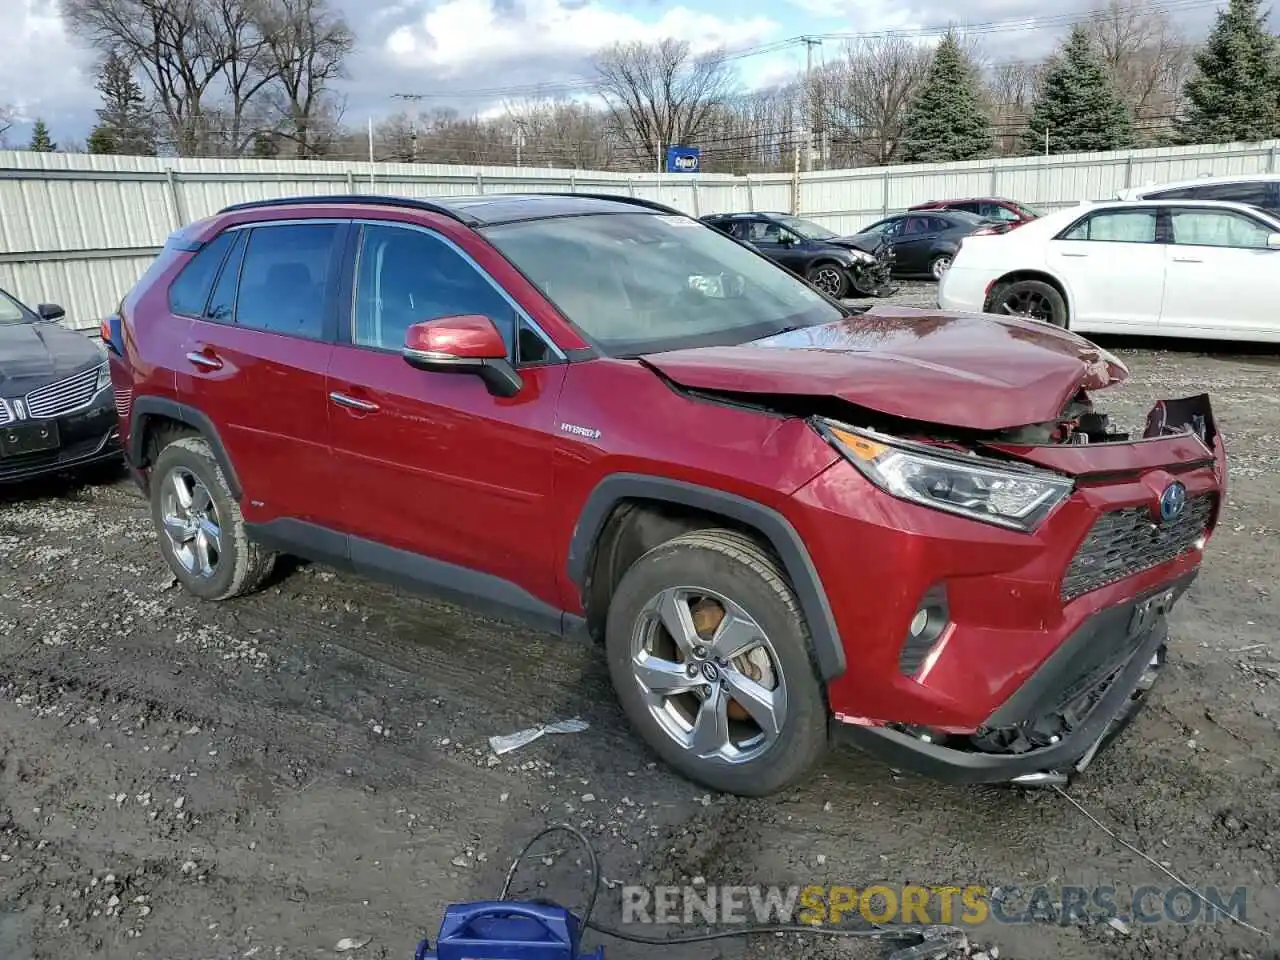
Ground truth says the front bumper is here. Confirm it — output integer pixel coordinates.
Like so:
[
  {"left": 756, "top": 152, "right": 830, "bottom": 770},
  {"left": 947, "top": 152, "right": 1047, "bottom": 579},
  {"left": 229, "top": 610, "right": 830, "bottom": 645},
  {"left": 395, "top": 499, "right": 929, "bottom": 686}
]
[
  {"left": 832, "top": 573, "right": 1191, "bottom": 784},
  {"left": 0, "top": 389, "right": 121, "bottom": 484}
]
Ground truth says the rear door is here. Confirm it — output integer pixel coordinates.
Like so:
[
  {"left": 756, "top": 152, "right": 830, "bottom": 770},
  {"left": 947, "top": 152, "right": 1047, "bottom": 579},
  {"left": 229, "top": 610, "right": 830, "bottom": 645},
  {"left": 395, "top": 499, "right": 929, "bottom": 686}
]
[
  {"left": 890, "top": 214, "right": 942, "bottom": 272},
  {"left": 1044, "top": 206, "right": 1166, "bottom": 334},
  {"left": 178, "top": 218, "right": 348, "bottom": 527},
  {"left": 1159, "top": 205, "right": 1280, "bottom": 339}
]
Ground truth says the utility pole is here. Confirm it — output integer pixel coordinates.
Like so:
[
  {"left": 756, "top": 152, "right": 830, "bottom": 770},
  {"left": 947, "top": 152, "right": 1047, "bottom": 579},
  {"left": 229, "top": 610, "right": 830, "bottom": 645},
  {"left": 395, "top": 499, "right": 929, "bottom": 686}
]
[
  {"left": 512, "top": 120, "right": 527, "bottom": 167},
  {"left": 391, "top": 93, "right": 425, "bottom": 162},
  {"left": 800, "top": 36, "right": 822, "bottom": 172}
]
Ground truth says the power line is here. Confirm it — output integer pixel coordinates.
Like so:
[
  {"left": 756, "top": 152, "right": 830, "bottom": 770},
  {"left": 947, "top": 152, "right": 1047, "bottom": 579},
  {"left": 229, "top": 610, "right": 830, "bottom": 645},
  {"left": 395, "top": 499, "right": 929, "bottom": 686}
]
[{"left": 387, "top": 0, "right": 1218, "bottom": 103}]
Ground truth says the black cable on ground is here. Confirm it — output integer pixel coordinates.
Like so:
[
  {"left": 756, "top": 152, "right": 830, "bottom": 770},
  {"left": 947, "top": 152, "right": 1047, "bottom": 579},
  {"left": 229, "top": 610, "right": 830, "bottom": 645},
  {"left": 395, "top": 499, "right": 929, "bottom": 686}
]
[{"left": 496, "top": 823, "right": 963, "bottom": 951}]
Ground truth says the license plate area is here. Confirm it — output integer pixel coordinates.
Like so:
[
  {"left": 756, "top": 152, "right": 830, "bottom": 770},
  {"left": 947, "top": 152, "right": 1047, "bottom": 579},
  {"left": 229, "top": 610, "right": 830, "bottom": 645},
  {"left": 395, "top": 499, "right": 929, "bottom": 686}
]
[
  {"left": 1127, "top": 588, "right": 1176, "bottom": 638},
  {"left": 0, "top": 420, "right": 60, "bottom": 458}
]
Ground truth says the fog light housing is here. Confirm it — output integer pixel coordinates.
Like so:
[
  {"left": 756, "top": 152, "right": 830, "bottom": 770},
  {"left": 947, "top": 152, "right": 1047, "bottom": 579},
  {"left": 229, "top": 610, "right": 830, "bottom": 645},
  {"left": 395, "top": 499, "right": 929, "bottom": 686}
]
[{"left": 897, "top": 584, "right": 950, "bottom": 677}]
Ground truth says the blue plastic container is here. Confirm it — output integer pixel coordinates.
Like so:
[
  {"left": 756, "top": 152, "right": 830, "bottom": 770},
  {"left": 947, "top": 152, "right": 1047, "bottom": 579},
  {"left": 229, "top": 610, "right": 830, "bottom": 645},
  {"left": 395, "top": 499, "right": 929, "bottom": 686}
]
[{"left": 415, "top": 902, "right": 604, "bottom": 960}]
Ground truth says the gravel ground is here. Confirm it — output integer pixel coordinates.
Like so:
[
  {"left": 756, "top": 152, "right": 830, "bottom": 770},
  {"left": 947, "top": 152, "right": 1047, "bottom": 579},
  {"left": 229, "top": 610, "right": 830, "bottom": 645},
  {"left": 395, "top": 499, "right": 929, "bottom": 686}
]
[{"left": 1, "top": 282, "right": 1278, "bottom": 960}]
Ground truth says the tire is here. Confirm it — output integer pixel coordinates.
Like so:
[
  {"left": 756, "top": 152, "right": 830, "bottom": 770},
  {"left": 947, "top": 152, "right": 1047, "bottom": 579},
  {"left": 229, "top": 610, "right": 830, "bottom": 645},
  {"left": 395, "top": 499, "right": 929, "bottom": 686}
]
[
  {"left": 929, "top": 253, "right": 953, "bottom": 280},
  {"left": 604, "top": 529, "right": 828, "bottom": 797},
  {"left": 806, "top": 262, "right": 849, "bottom": 299},
  {"left": 150, "top": 435, "right": 276, "bottom": 601},
  {"left": 989, "top": 279, "right": 1068, "bottom": 328}
]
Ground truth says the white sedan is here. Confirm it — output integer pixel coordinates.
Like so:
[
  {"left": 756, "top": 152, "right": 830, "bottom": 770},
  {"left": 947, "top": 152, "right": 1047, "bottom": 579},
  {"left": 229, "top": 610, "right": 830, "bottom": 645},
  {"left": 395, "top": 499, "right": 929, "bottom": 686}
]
[{"left": 937, "top": 198, "right": 1280, "bottom": 343}]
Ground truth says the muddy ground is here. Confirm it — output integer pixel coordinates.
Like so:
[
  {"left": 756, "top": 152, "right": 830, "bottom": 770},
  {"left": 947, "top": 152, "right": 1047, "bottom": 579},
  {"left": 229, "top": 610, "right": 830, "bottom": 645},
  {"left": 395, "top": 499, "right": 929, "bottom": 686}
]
[{"left": 1, "top": 283, "right": 1277, "bottom": 960}]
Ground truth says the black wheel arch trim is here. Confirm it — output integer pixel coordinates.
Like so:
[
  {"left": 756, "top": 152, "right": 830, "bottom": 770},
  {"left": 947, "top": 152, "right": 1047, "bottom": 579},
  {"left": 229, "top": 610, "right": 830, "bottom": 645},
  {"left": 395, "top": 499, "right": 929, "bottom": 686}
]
[
  {"left": 567, "top": 473, "right": 847, "bottom": 680},
  {"left": 128, "top": 396, "right": 243, "bottom": 500}
]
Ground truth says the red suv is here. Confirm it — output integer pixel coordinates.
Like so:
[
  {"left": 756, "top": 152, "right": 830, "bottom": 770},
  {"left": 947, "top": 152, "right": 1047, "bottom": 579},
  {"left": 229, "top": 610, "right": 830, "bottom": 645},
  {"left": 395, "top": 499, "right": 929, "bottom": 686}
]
[
  {"left": 103, "top": 193, "right": 1226, "bottom": 797},
  {"left": 908, "top": 197, "right": 1043, "bottom": 234}
]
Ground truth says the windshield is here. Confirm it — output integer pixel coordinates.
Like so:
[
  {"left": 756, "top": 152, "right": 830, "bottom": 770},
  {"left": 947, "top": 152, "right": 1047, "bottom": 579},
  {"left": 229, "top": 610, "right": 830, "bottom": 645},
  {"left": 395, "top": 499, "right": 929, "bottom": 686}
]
[
  {"left": 775, "top": 215, "right": 838, "bottom": 241},
  {"left": 0, "top": 289, "right": 31, "bottom": 324},
  {"left": 482, "top": 213, "right": 845, "bottom": 356}
]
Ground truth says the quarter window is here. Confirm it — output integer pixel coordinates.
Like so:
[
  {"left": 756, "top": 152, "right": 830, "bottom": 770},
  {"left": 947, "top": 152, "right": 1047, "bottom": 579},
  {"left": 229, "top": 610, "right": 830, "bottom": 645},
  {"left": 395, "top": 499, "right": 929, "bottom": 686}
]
[
  {"left": 1169, "top": 209, "right": 1274, "bottom": 248},
  {"left": 352, "top": 224, "right": 517, "bottom": 355},
  {"left": 234, "top": 223, "right": 342, "bottom": 340},
  {"left": 205, "top": 231, "right": 247, "bottom": 322},
  {"left": 1060, "top": 209, "right": 1157, "bottom": 243},
  {"left": 168, "top": 230, "right": 237, "bottom": 317}
]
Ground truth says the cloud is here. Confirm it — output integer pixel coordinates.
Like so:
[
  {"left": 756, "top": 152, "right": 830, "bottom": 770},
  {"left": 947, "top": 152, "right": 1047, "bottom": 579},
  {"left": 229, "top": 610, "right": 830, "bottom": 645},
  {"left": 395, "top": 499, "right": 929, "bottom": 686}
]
[
  {"left": 0, "top": 0, "right": 98, "bottom": 140},
  {"left": 379, "top": 0, "right": 778, "bottom": 76}
]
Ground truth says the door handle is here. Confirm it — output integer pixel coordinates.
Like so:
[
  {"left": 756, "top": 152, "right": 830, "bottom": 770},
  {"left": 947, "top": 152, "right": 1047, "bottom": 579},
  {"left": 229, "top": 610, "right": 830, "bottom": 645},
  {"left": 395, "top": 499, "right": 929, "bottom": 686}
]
[
  {"left": 329, "top": 391, "right": 380, "bottom": 412},
  {"left": 185, "top": 351, "right": 222, "bottom": 370},
  {"left": 1172, "top": 256, "right": 1202, "bottom": 262},
  {"left": 1060, "top": 251, "right": 1089, "bottom": 257}
]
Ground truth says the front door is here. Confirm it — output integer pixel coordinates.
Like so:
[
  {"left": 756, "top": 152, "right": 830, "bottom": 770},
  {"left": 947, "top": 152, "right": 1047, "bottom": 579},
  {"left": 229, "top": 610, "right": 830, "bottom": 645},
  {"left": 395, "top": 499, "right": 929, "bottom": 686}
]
[
  {"left": 325, "top": 220, "right": 568, "bottom": 612},
  {"left": 178, "top": 219, "right": 348, "bottom": 528},
  {"left": 743, "top": 219, "right": 808, "bottom": 275},
  {"left": 1159, "top": 206, "right": 1280, "bottom": 338},
  {"left": 1044, "top": 206, "right": 1166, "bottom": 333}
]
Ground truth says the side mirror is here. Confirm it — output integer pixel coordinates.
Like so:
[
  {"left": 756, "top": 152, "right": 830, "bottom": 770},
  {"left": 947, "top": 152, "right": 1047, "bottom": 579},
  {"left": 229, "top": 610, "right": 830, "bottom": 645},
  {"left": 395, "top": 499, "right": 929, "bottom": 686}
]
[
  {"left": 36, "top": 303, "right": 65, "bottom": 322},
  {"left": 1267, "top": 233, "right": 1280, "bottom": 250},
  {"left": 402, "top": 314, "right": 522, "bottom": 398}
]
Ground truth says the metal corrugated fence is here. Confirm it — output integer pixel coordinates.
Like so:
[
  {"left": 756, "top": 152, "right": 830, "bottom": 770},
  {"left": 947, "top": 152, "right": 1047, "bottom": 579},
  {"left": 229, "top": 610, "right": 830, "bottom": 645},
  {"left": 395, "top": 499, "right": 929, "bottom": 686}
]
[{"left": 2, "top": 139, "right": 1278, "bottom": 330}]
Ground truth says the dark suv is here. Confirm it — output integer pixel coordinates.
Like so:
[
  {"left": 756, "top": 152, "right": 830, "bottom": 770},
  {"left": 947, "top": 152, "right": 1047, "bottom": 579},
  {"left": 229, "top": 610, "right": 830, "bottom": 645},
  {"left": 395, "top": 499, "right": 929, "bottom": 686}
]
[{"left": 106, "top": 193, "right": 1226, "bottom": 797}]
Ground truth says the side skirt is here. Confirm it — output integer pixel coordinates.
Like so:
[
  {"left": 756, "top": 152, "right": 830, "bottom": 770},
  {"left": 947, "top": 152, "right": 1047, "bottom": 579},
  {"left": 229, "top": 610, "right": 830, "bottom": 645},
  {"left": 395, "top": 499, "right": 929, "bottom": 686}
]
[{"left": 244, "top": 518, "right": 589, "bottom": 642}]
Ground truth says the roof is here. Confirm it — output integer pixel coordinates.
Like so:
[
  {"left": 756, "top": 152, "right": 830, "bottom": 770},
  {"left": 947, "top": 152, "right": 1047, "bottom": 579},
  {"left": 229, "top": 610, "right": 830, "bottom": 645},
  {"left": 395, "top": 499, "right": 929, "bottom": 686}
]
[{"left": 216, "top": 192, "right": 684, "bottom": 227}]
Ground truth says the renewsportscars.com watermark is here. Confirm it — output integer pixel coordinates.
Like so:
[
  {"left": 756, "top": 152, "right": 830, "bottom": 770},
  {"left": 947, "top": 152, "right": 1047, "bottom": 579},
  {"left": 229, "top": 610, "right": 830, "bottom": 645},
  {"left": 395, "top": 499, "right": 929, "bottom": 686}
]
[{"left": 620, "top": 884, "right": 1251, "bottom": 927}]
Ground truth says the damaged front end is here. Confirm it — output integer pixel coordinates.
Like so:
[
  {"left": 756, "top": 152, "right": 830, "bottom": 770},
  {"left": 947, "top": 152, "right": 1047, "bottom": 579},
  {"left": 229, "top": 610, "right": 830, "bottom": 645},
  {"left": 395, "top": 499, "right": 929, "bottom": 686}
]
[{"left": 805, "top": 391, "right": 1226, "bottom": 788}]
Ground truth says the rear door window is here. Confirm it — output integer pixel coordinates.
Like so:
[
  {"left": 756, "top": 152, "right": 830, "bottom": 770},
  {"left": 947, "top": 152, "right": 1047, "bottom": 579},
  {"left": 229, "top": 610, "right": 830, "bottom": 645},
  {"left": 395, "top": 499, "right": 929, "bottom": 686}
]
[
  {"left": 233, "top": 223, "right": 345, "bottom": 340},
  {"left": 168, "top": 230, "right": 237, "bottom": 317},
  {"left": 1060, "top": 209, "right": 1158, "bottom": 243}
]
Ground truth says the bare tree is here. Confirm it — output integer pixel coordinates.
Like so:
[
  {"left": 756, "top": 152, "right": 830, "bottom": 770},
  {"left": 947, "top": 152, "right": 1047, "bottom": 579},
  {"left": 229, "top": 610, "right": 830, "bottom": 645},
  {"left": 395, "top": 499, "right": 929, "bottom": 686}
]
[
  {"left": 1086, "top": 0, "right": 1191, "bottom": 140},
  {"left": 59, "top": 0, "right": 235, "bottom": 154},
  {"left": 592, "top": 39, "right": 737, "bottom": 168},
  {"left": 984, "top": 59, "right": 1044, "bottom": 156},
  {"left": 254, "top": 0, "right": 354, "bottom": 157},
  {"left": 0, "top": 105, "right": 14, "bottom": 143},
  {"left": 816, "top": 37, "right": 933, "bottom": 166}
]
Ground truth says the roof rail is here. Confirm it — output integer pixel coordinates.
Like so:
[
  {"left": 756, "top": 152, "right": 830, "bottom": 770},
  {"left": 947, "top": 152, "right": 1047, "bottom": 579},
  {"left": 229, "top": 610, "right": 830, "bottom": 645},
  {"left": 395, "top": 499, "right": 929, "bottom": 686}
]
[
  {"left": 216, "top": 194, "right": 477, "bottom": 224},
  {"left": 525, "top": 192, "right": 689, "bottom": 217}
]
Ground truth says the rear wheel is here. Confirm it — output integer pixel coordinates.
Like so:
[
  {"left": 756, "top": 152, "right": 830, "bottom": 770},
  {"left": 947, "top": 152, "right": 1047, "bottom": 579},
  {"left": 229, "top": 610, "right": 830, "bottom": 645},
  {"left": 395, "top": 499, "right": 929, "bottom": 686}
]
[
  {"left": 929, "top": 253, "right": 953, "bottom": 280},
  {"left": 150, "top": 435, "right": 276, "bottom": 601},
  {"left": 604, "top": 530, "right": 828, "bottom": 797},
  {"left": 806, "top": 262, "right": 849, "bottom": 299},
  {"left": 990, "top": 279, "right": 1068, "bottom": 327}
]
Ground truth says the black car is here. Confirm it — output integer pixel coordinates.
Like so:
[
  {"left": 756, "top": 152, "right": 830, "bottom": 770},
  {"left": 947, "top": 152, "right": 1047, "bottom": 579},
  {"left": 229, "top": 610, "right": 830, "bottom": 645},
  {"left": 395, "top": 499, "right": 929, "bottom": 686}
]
[
  {"left": 0, "top": 286, "right": 120, "bottom": 484},
  {"left": 852, "top": 210, "right": 994, "bottom": 280},
  {"left": 699, "top": 212, "right": 897, "bottom": 299}
]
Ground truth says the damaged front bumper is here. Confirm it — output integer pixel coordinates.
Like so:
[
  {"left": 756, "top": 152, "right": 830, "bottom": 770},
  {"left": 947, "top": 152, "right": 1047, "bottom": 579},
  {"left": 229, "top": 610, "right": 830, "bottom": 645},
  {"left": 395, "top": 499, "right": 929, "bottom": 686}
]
[{"left": 831, "top": 573, "right": 1193, "bottom": 785}]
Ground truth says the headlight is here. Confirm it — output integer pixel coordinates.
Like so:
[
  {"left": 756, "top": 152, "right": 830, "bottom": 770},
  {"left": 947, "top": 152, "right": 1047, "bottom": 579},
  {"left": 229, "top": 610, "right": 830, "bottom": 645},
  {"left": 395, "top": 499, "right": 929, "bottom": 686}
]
[
  {"left": 846, "top": 250, "right": 875, "bottom": 263},
  {"left": 815, "top": 419, "right": 1074, "bottom": 531},
  {"left": 95, "top": 360, "right": 111, "bottom": 393}
]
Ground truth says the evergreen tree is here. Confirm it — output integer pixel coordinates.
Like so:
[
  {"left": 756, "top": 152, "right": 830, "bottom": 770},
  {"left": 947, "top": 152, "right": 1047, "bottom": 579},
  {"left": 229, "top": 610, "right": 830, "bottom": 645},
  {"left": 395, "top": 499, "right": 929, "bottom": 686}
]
[
  {"left": 1023, "top": 26, "right": 1133, "bottom": 154},
  {"left": 1177, "top": 0, "right": 1280, "bottom": 144},
  {"left": 86, "top": 124, "right": 118, "bottom": 154},
  {"left": 93, "top": 52, "right": 156, "bottom": 156},
  {"left": 28, "top": 120, "right": 56, "bottom": 152},
  {"left": 901, "top": 31, "right": 993, "bottom": 163}
]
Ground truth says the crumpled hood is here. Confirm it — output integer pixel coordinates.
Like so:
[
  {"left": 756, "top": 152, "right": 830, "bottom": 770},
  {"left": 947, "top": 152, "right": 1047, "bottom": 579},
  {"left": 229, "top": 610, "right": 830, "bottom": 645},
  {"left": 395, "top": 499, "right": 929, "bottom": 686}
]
[
  {"left": 0, "top": 321, "right": 102, "bottom": 396},
  {"left": 639, "top": 304, "right": 1129, "bottom": 431}
]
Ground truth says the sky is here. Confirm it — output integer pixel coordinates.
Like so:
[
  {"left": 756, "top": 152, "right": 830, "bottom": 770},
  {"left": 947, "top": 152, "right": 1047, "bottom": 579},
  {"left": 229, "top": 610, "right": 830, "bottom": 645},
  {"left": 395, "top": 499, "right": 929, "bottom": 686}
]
[{"left": 0, "top": 0, "right": 1229, "bottom": 148}]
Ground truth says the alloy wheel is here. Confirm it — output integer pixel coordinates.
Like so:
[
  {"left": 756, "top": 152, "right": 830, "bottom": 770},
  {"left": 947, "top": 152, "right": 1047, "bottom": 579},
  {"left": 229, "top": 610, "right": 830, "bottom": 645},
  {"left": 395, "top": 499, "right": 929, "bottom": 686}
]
[
  {"left": 931, "top": 255, "right": 952, "bottom": 279},
  {"left": 1000, "top": 290, "right": 1056, "bottom": 323},
  {"left": 811, "top": 266, "right": 845, "bottom": 298},
  {"left": 159, "top": 466, "right": 223, "bottom": 579},
  {"left": 629, "top": 586, "right": 787, "bottom": 764}
]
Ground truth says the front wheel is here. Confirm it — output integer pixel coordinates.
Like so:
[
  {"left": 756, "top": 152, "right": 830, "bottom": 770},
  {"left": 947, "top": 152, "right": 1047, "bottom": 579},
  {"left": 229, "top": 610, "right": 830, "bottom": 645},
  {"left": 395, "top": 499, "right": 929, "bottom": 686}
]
[
  {"left": 989, "top": 279, "right": 1068, "bottom": 327},
  {"left": 806, "top": 262, "right": 849, "bottom": 299},
  {"left": 604, "top": 530, "right": 828, "bottom": 797}
]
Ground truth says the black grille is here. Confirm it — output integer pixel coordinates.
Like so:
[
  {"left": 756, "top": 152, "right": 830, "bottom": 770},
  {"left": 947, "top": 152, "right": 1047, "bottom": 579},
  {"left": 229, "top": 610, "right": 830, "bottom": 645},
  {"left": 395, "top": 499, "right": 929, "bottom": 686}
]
[{"left": 1061, "top": 495, "right": 1214, "bottom": 602}]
